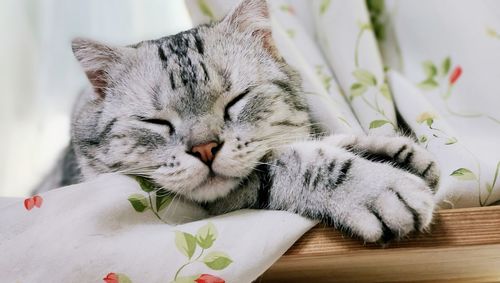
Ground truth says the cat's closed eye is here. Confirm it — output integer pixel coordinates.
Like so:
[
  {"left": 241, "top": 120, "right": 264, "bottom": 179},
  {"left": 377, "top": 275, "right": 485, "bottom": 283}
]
[
  {"left": 137, "top": 117, "right": 175, "bottom": 134},
  {"left": 224, "top": 88, "right": 252, "bottom": 121}
]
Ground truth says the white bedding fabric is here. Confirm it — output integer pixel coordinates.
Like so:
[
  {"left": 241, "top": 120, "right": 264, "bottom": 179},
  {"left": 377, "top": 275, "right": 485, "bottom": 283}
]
[
  {"left": 0, "top": 174, "right": 315, "bottom": 283},
  {"left": 1, "top": 0, "right": 500, "bottom": 282}
]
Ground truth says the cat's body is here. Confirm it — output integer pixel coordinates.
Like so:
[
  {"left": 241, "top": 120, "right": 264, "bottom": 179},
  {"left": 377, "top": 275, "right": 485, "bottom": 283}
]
[{"left": 38, "top": 0, "right": 439, "bottom": 242}]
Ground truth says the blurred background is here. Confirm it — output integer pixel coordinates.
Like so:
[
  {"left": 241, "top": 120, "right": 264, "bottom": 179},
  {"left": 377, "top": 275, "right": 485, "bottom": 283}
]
[{"left": 0, "top": 0, "right": 192, "bottom": 196}]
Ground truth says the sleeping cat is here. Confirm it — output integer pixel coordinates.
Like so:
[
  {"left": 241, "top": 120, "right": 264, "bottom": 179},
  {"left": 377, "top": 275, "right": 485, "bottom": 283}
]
[{"left": 38, "top": 0, "right": 439, "bottom": 242}]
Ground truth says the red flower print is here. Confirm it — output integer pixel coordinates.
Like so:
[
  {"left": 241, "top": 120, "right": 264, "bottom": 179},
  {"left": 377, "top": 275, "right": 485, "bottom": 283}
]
[
  {"left": 33, "top": 195, "right": 43, "bottom": 207},
  {"left": 195, "top": 274, "right": 225, "bottom": 283},
  {"left": 24, "top": 198, "right": 34, "bottom": 211},
  {"left": 103, "top": 273, "right": 118, "bottom": 283},
  {"left": 24, "top": 195, "right": 43, "bottom": 211},
  {"left": 449, "top": 66, "right": 462, "bottom": 85}
]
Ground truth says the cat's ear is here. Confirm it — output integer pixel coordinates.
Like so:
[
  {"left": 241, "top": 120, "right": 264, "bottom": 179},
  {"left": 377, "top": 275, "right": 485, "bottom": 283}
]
[
  {"left": 222, "top": 0, "right": 279, "bottom": 58},
  {"left": 71, "top": 38, "right": 124, "bottom": 98}
]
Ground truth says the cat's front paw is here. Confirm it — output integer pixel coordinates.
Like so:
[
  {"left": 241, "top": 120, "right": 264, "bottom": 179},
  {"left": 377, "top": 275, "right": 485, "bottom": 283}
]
[
  {"left": 335, "top": 164, "right": 435, "bottom": 243},
  {"left": 326, "top": 134, "right": 441, "bottom": 191},
  {"left": 269, "top": 141, "right": 435, "bottom": 243}
]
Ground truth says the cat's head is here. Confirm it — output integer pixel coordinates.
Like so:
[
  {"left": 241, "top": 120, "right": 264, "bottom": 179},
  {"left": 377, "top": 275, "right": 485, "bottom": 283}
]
[{"left": 71, "top": 0, "right": 311, "bottom": 202}]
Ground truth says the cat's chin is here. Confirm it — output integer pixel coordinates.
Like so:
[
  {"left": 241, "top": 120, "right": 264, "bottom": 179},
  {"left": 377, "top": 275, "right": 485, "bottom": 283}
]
[{"left": 187, "top": 174, "right": 240, "bottom": 202}]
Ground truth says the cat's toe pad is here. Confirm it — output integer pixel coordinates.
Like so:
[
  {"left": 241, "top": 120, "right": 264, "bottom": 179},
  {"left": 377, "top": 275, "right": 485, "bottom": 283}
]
[{"left": 345, "top": 174, "right": 434, "bottom": 243}]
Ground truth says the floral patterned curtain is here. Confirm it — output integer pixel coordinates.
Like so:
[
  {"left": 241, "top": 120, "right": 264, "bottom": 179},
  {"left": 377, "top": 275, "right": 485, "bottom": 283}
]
[{"left": 187, "top": 0, "right": 500, "bottom": 208}]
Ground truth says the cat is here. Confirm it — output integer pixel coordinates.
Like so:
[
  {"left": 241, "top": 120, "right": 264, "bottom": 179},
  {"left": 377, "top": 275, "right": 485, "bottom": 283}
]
[{"left": 37, "top": 0, "right": 440, "bottom": 243}]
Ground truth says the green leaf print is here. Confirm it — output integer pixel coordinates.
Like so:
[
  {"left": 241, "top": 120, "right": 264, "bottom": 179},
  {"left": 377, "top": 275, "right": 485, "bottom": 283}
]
[
  {"left": 422, "top": 61, "right": 438, "bottom": 78},
  {"left": 486, "top": 27, "right": 500, "bottom": 40},
  {"left": 197, "top": 0, "right": 215, "bottom": 21},
  {"left": 338, "top": 116, "right": 352, "bottom": 128},
  {"left": 172, "top": 223, "right": 232, "bottom": 282},
  {"left": 366, "top": 0, "right": 386, "bottom": 41},
  {"left": 445, "top": 137, "right": 458, "bottom": 145},
  {"left": 117, "top": 273, "right": 133, "bottom": 283},
  {"left": 486, "top": 183, "right": 493, "bottom": 193},
  {"left": 322, "top": 77, "right": 333, "bottom": 91},
  {"left": 366, "top": 0, "right": 384, "bottom": 14},
  {"left": 135, "top": 176, "right": 157, "bottom": 193},
  {"left": 175, "top": 232, "right": 198, "bottom": 259},
  {"left": 128, "top": 194, "right": 149, "bottom": 212},
  {"left": 418, "top": 78, "right": 439, "bottom": 90},
  {"left": 486, "top": 161, "right": 500, "bottom": 194},
  {"left": 418, "top": 60, "right": 444, "bottom": 90},
  {"left": 155, "top": 190, "right": 173, "bottom": 212},
  {"left": 416, "top": 112, "right": 436, "bottom": 126},
  {"left": 174, "top": 275, "right": 200, "bottom": 283},
  {"left": 492, "top": 162, "right": 500, "bottom": 188},
  {"left": 129, "top": 179, "right": 173, "bottom": 222},
  {"left": 419, "top": 135, "right": 428, "bottom": 143},
  {"left": 353, "top": 69, "right": 377, "bottom": 86},
  {"left": 319, "top": 0, "right": 332, "bottom": 15},
  {"left": 441, "top": 57, "right": 451, "bottom": 76},
  {"left": 379, "top": 83, "right": 392, "bottom": 101},
  {"left": 196, "top": 222, "right": 218, "bottom": 249},
  {"left": 315, "top": 65, "right": 333, "bottom": 91},
  {"left": 369, "top": 120, "right": 390, "bottom": 129},
  {"left": 357, "top": 22, "right": 372, "bottom": 31},
  {"left": 203, "top": 251, "right": 233, "bottom": 270},
  {"left": 479, "top": 161, "right": 500, "bottom": 206},
  {"left": 350, "top": 82, "right": 367, "bottom": 100},
  {"left": 450, "top": 168, "right": 477, "bottom": 181},
  {"left": 366, "top": 0, "right": 385, "bottom": 14}
]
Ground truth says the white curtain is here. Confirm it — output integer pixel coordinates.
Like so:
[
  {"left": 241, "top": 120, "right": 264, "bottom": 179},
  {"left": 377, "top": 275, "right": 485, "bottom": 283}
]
[{"left": 0, "top": 0, "right": 192, "bottom": 197}]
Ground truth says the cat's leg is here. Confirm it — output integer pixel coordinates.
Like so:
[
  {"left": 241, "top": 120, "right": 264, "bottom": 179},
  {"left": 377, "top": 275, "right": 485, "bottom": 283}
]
[
  {"left": 265, "top": 140, "right": 435, "bottom": 242},
  {"left": 324, "top": 135, "right": 440, "bottom": 190}
]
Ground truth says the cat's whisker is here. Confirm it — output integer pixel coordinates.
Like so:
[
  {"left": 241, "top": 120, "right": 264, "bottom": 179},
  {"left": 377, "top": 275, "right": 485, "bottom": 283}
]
[
  {"left": 113, "top": 165, "right": 160, "bottom": 176},
  {"left": 252, "top": 161, "right": 278, "bottom": 168},
  {"left": 163, "top": 191, "right": 180, "bottom": 218}
]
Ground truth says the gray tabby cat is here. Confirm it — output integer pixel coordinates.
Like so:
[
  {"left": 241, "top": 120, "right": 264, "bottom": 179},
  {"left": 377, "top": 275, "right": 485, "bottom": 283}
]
[{"left": 38, "top": 0, "right": 439, "bottom": 242}]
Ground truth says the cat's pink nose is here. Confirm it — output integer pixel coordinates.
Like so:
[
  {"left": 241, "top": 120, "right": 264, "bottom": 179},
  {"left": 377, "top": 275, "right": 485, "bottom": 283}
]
[{"left": 190, "top": 142, "right": 220, "bottom": 165}]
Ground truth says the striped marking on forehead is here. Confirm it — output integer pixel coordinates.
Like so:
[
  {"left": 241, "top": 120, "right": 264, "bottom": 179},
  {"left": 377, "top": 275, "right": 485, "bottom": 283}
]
[{"left": 156, "top": 29, "right": 209, "bottom": 92}]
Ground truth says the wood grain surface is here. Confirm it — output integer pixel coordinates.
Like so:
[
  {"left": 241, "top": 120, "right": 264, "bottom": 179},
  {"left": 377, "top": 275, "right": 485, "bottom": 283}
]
[{"left": 261, "top": 206, "right": 500, "bottom": 282}]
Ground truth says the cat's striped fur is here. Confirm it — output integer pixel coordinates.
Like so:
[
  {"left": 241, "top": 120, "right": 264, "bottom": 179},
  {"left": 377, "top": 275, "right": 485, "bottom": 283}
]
[{"left": 38, "top": 0, "right": 439, "bottom": 242}]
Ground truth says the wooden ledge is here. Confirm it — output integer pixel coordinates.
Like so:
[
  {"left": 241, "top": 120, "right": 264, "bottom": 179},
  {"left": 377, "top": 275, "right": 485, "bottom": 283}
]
[{"left": 262, "top": 206, "right": 500, "bottom": 282}]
